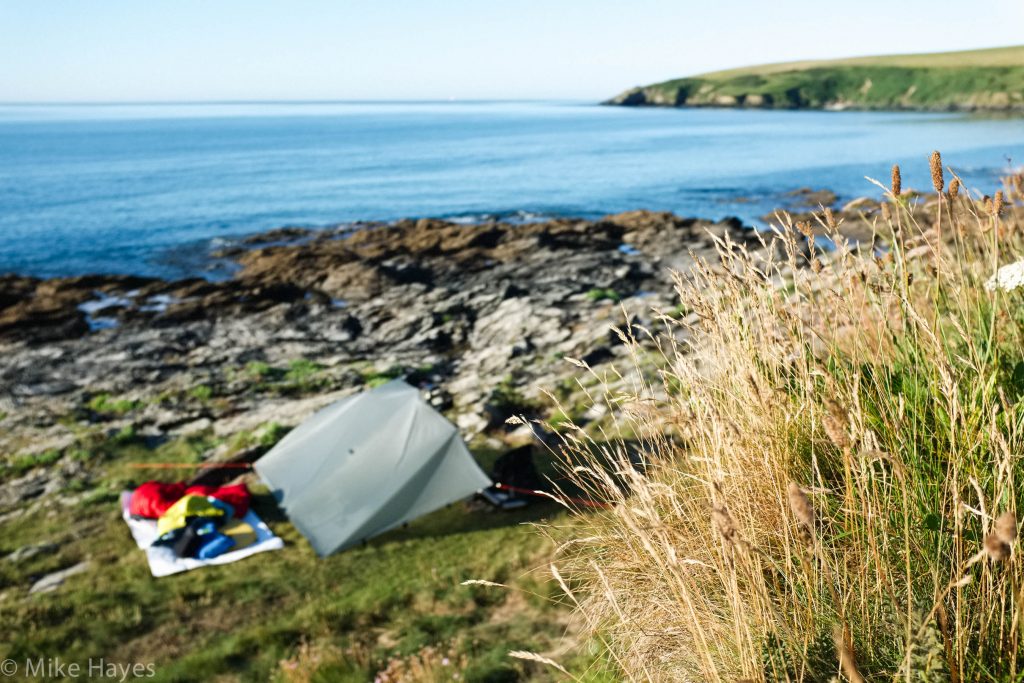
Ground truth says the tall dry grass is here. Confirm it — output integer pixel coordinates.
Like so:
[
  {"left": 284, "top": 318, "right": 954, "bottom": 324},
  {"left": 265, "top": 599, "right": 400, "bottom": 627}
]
[{"left": 547, "top": 157, "right": 1024, "bottom": 681}]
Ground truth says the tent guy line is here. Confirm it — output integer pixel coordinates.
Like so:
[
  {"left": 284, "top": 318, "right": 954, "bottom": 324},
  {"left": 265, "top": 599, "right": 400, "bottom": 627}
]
[
  {"left": 123, "top": 465, "right": 613, "bottom": 509},
  {"left": 126, "top": 463, "right": 255, "bottom": 469}
]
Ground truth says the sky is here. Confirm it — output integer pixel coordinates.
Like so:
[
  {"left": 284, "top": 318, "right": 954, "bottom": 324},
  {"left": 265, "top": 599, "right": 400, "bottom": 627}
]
[{"left": 2, "top": 0, "right": 1023, "bottom": 102}]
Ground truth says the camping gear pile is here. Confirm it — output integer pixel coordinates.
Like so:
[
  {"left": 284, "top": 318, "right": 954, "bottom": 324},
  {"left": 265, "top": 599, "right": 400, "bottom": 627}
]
[
  {"left": 130, "top": 481, "right": 254, "bottom": 560},
  {"left": 122, "top": 481, "right": 283, "bottom": 577}
]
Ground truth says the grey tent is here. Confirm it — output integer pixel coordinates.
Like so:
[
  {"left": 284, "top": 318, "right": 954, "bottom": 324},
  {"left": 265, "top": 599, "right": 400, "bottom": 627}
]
[{"left": 254, "top": 379, "right": 491, "bottom": 556}]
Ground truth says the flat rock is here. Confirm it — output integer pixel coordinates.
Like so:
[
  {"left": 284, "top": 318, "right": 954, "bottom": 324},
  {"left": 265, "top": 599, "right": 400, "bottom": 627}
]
[
  {"left": 29, "top": 560, "right": 91, "bottom": 594},
  {"left": 6, "top": 542, "right": 58, "bottom": 563}
]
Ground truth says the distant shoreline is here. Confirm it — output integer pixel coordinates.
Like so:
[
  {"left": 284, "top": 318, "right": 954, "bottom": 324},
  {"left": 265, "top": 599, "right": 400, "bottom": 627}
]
[{"left": 606, "top": 45, "right": 1024, "bottom": 113}]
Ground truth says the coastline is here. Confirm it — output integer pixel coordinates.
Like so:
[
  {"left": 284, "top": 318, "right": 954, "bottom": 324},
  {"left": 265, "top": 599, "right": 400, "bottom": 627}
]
[
  {"left": 605, "top": 46, "right": 1024, "bottom": 113},
  {"left": 3, "top": 184, "right": 1010, "bottom": 491},
  {"left": 0, "top": 195, "right": 896, "bottom": 474}
]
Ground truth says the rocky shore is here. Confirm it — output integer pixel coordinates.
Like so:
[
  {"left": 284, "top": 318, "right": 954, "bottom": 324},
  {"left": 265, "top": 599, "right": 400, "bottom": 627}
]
[{"left": 0, "top": 199, "right": 892, "bottom": 511}]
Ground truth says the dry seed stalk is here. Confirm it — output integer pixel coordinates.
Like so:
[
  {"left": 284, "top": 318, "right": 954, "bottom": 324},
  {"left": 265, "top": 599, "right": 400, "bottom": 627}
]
[
  {"left": 985, "top": 533, "right": 1011, "bottom": 562},
  {"left": 891, "top": 164, "right": 902, "bottom": 198},
  {"left": 712, "top": 504, "right": 738, "bottom": 546},
  {"left": 930, "top": 151, "right": 944, "bottom": 193},
  {"left": 787, "top": 481, "right": 814, "bottom": 530},
  {"left": 995, "top": 511, "right": 1018, "bottom": 544},
  {"left": 833, "top": 626, "right": 866, "bottom": 683},
  {"left": 993, "top": 190, "right": 1005, "bottom": 217},
  {"left": 823, "top": 399, "right": 852, "bottom": 451}
]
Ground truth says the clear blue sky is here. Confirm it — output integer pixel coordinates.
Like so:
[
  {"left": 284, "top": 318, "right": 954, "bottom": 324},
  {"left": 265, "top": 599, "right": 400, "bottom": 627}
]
[{"left": 2, "top": 0, "right": 1022, "bottom": 102}]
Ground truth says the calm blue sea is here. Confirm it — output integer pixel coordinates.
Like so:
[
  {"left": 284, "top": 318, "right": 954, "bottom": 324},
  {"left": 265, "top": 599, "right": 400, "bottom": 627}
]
[{"left": 1, "top": 101, "right": 1023, "bottom": 278}]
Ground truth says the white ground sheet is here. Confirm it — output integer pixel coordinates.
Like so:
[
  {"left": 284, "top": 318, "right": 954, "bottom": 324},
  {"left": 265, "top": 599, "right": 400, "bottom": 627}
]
[{"left": 120, "top": 491, "right": 284, "bottom": 577}]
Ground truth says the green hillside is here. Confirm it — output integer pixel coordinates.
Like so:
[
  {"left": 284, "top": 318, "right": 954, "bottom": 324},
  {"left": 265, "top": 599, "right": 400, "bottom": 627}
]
[{"left": 606, "top": 45, "right": 1024, "bottom": 111}]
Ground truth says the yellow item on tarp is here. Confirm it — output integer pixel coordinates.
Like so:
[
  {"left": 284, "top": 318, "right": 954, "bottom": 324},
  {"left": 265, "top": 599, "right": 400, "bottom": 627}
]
[
  {"left": 220, "top": 520, "right": 258, "bottom": 550},
  {"left": 156, "top": 495, "right": 226, "bottom": 536}
]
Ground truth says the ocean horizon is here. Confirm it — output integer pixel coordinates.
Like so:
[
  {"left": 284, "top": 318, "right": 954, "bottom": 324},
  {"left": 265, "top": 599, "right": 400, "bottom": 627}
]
[{"left": 2, "top": 99, "right": 1023, "bottom": 279}]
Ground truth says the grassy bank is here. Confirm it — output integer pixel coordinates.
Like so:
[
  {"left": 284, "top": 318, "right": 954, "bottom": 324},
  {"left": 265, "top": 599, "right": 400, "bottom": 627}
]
[
  {"left": 607, "top": 45, "right": 1024, "bottom": 110},
  {"left": 551, "top": 159, "right": 1024, "bottom": 680}
]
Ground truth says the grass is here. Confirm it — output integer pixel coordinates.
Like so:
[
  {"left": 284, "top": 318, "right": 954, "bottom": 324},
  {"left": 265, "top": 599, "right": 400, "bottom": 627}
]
[
  {"left": 88, "top": 392, "right": 142, "bottom": 416},
  {"left": 584, "top": 288, "right": 620, "bottom": 304},
  {"left": 361, "top": 365, "right": 406, "bottom": 388},
  {"left": 548, "top": 159, "right": 1024, "bottom": 680},
  {"left": 610, "top": 44, "right": 1024, "bottom": 110},
  {"left": 699, "top": 44, "right": 1024, "bottom": 79},
  {"left": 187, "top": 385, "right": 213, "bottom": 402},
  {"left": 9, "top": 449, "right": 62, "bottom": 475},
  {"left": 0, "top": 423, "right": 599, "bottom": 682}
]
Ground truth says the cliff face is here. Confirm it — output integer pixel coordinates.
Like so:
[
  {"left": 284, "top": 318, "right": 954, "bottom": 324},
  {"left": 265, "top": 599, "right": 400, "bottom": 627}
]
[{"left": 607, "top": 47, "right": 1024, "bottom": 112}]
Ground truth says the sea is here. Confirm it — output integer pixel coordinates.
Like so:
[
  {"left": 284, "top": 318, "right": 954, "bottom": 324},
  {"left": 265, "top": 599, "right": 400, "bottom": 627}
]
[{"left": 1, "top": 100, "right": 1022, "bottom": 279}]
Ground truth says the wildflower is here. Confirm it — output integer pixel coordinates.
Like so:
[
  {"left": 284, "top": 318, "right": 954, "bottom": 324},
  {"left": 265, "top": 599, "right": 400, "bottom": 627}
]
[{"left": 985, "top": 260, "right": 1024, "bottom": 292}]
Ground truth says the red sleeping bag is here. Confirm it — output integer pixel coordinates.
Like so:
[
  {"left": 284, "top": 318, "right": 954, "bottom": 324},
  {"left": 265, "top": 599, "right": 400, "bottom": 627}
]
[{"left": 129, "top": 481, "right": 251, "bottom": 519}]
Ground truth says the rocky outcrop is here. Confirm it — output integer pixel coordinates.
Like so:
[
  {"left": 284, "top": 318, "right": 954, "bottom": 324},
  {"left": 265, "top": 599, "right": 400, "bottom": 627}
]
[{"left": 0, "top": 210, "right": 765, "bottom": 471}]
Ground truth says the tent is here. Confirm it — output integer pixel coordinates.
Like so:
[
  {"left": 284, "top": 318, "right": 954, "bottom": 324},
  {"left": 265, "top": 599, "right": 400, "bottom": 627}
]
[{"left": 254, "top": 379, "right": 492, "bottom": 556}]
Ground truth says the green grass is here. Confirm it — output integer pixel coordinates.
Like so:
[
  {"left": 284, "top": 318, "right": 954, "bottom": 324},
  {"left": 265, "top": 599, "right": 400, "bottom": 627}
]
[
  {"left": 0, "top": 431, "right": 589, "bottom": 681},
  {"left": 360, "top": 364, "right": 406, "bottom": 388},
  {"left": 584, "top": 288, "right": 619, "bottom": 303},
  {"left": 285, "top": 359, "right": 322, "bottom": 384},
  {"left": 698, "top": 44, "right": 1024, "bottom": 78},
  {"left": 609, "top": 44, "right": 1024, "bottom": 110},
  {"left": 187, "top": 385, "right": 213, "bottom": 402},
  {"left": 8, "top": 449, "right": 63, "bottom": 475},
  {"left": 88, "top": 393, "right": 142, "bottom": 416}
]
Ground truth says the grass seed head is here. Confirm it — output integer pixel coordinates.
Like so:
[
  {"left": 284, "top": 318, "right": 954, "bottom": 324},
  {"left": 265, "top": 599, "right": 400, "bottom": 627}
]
[
  {"left": 948, "top": 176, "right": 960, "bottom": 199},
  {"left": 930, "top": 151, "right": 944, "bottom": 193},
  {"left": 833, "top": 626, "right": 866, "bottom": 683},
  {"left": 984, "top": 533, "right": 1011, "bottom": 562},
  {"left": 891, "top": 164, "right": 902, "bottom": 198},
  {"left": 993, "top": 190, "right": 1004, "bottom": 217},
  {"left": 787, "top": 481, "right": 815, "bottom": 530},
  {"left": 823, "top": 399, "right": 852, "bottom": 451},
  {"left": 995, "top": 511, "right": 1017, "bottom": 544},
  {"left": 712, "top": 504, "right": 738, "bottom": 545}
]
